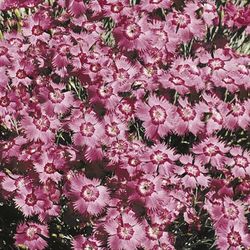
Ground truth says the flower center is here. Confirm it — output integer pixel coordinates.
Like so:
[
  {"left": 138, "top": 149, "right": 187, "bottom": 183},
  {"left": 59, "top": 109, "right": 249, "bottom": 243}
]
[
  {"left": 185, "top": 164, "right": 200, "bottom": 177},
  {"left": 0, "top": 46, "right": 7, "bottom": 56},
  {"left": 147, "top": 225, "right": 162, "bottom": 240},
  {"left": 98, "top": 85, "right": 113, "bottom": 98},
  {"left": 90, "top": 63, "right": 101, "bottom": 72},
  {"left": 204, "top": 144, "right": 219, "bottom": 156},
  {"left": 81, "top": 185, "right": 100, "bottom": 202},
  {"left": 81, "top": 123, "right": 95, "bottom": 137},
  {"left": 128, "top": 157, "right": 140, "bottom": 167},
  {"left": 111, "top": 3, "right": 123, "bottom": 13},
  {"left": 117, "top": 223, "right": 134, "bottom": 240},
  {"left": 173, "top": 13, "right": 191, "bottom": 28},
  {"left": 227, "top": 231, "right": 242, "bottom": 247},
  {"left": 44, "top": 163, "right": 56, "bottom": 174},
  {"left": 25, "top": 193, "right": 37, "bottom": 206},
  {"left": 150, "top": 105, "right": 166, "bottom": 125},
  {"left": 224, "top": 204, "right": 239, "bottom": 220},
  {"left": 178, "top": 106, "right": 196, "bottom": 121},
  {"left": 230, "top": 103, "right": 245, "bottom": 116},
  {"left": 82, "top": 242, "right": 98, "bottom": 250},
  {"left": 138, "top": 179, "right": 155, "bottom": 196},
  {"left": 32, "top": 25, "right": 43, "bottom": 36},
  {"left": 26, "top": 226, "right": 38, "bottom": 239},
  {"left": 208, "top": 58, "right": 225, "bottom": 70},
  {"left": 150, "top": 150, "right": 168, "bottom": 164},
  {"left": 49, "top": 89, "right": 64, "bottom": 103},
  {"left": 105, "top": 123, "right": 119, "bottom": 137},
  {"left": 34, "top": 116, "right": 50, "bottom": 131},
  {"left": 124, "top": 23, "right": 141, "bottom": 40},
  {"left": 118, "top": 101, "right": 133, "bottom": 116},
  {"left": 0, "top": 96, "right": 10, "bottom": 107},
  {"left": 16, "top": 69, "right": 26, "bottom": 79},
  {"left": 235, "top": 156, "right": 248, "bottom": 167}
]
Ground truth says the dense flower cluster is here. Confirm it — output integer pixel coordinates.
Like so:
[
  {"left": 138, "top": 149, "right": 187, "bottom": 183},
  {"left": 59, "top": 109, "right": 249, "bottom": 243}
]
[{"left": 0, "top": 0, "right": 249, "bottom": 249}]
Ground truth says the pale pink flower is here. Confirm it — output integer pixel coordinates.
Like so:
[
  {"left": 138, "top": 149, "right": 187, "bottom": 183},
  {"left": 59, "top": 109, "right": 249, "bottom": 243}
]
[
  {"left": 221, "top": 100, "right": 250, "bottom": 130},
  {"left": 33, "top": 152, "right": 62, "bottom": 183}
]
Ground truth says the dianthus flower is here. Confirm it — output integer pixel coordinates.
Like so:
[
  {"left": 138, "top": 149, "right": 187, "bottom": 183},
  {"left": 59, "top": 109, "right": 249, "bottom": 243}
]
[
  {"left": 69, "top": 173, "right": 110, "bottom": 215},
  {"left": 15, "top": 222, "right": 48, "bottom": 250}
]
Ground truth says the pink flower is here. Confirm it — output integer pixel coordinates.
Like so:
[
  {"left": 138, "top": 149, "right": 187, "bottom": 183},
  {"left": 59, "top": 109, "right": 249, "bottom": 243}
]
[
  {"left": 69, "top": 111, "right": 104, "bottom": 147},
  {"left": 175, "top": 98, "right": 204, "bottom": 136},
  {"left": 142, "top": 222, "right": 175, "bottom": 250},
  {"left": 176, "top": 155, "right": 210, "bottom": 189},
  {"left": 142, "top": 143, "right": 179, "bottom": 175},
  {"left": 140, "top": 0, "right": 172, "bottom": 12},
  {"left": 192, "top": 137, "right": 229, "bottom": 170},
  {"left": 165, "top": 2, "right": 205, "bottom": 42},
  {"left": 229, "top": 147, "right": 250, "bottom": 178},
  {"left": 221, "top": 100, "right": 250, "bottom": 130},
  {"left": 15, "top": 222, "right": 48, "bottom": 250},
  {"left": 33, "top": 152, "right": 62, "bottom": 183},
  {"left": 21, "top": 107, "right": 61, "bottom": 143},
  {"left": 39, "top": 83, "right": 74, "bottom": 116},
  {"left": 216, "top": 222, "right": 250, "bottom": 250},
  {"left": 71, "top": 235, "right": 100, "bottom": 250},
  {"left": 113, "top": 13, "right": 153, "bottom": 51},
  {"left": 136, "top": 95, "right": 176, "bottom": 140},
  {"left": 1, "top": 173, "right": 29, "bottom": 193},
  {"left": 105, "top": 211, "right": 145, "bottom": 250},
  {"left": 69, "top": 173, "right": 110, "bottom": 215},
  {"left": 14, "top": 186, "right": 47, "bottom": 217},
  {"left": 129, "top": 175, "right": 166, "bottom": 211}
]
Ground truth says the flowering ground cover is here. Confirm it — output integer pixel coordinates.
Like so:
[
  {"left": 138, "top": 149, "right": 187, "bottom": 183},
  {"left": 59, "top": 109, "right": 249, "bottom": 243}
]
[{"left": 0, "top": 0, "right": 250, "bottom": 249}]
